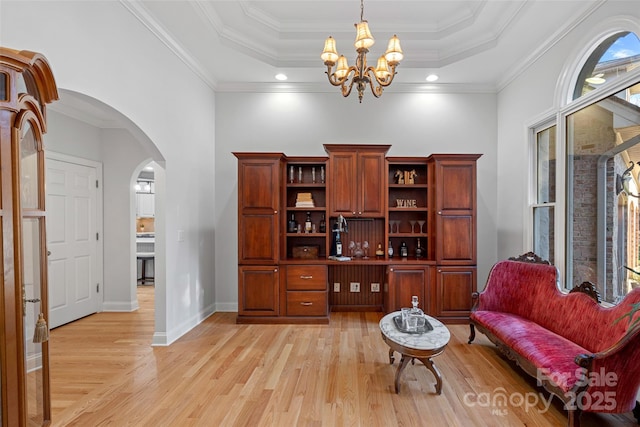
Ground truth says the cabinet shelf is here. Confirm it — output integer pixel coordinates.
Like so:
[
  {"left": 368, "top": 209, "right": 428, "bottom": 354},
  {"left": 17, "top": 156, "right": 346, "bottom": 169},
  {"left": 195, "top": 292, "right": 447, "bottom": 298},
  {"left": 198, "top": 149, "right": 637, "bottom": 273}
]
[
  {"left": 286, "top": 207, "right": 326, "bottom": 211},
  {"left": 389, "top": 184, "right": 428, "bottom": 189},
  {"left": 287, "top": 183, "right": 326, "bottom": 188},
  {"left": 389, "top": 233, "right": 427, "bottom": 237},
  {"left": 286, "top": 232, "right": 327, "bottom": 237},
  {"left": 388, "top": 207, "right": 428, "bottom": 212}
]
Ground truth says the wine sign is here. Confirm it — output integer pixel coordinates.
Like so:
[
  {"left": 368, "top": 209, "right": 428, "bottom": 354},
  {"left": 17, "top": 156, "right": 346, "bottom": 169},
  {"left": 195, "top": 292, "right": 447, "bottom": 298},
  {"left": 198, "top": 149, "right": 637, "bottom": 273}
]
[{"left": 396, "top": 199, "right": 417, "bottom": 208}]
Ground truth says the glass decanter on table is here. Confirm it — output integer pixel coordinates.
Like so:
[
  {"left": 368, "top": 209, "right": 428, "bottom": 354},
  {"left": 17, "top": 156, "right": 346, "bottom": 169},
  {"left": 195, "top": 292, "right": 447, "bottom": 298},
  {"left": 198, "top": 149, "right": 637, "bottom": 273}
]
[{"left": 407, "top": 295, "right": 426, "bottom": 331}]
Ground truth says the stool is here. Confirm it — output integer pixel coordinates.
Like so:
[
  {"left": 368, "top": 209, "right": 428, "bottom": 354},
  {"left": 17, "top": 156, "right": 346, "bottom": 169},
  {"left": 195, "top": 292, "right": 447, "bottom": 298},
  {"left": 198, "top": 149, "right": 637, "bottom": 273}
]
[{"left": 137, "top": 254, "right": 154, "bottom": 285}]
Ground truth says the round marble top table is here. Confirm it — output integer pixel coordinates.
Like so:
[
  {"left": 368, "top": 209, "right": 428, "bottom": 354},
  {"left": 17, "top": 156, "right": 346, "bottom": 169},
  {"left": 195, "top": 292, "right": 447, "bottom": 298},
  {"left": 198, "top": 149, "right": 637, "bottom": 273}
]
[{"left": 379, "top": 311, "right": 451, "bottom": 394}]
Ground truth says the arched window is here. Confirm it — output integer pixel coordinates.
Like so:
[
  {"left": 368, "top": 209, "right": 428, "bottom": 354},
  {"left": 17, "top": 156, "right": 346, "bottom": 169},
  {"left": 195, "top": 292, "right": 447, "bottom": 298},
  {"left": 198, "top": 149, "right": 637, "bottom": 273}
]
[
  {"left": 573, "top": 32, "right": 640, "bottom": 101},
  {"left": 530, "top": 30, "right": 640, "bottom": 304},
  {"left": 563, "top": 32, "right": 640, "bottom": 303}
]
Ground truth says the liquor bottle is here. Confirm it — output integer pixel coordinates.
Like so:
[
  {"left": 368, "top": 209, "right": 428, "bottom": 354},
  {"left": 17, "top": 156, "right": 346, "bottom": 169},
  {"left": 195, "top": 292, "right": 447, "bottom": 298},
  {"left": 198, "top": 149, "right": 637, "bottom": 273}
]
[
  {"left": 388, "top": 240, "right": 394, "bottom": 258},
  {"left": 415, "top": 238, "right": 423, "bottom": 258},
  {"left": 319, "top": 214, "right": 326, "bottom": 233},
  {"left": 336, "top": 230, "right": 343, "bottom": 256},
  {"left": 400, "top": 241, "right": 408, "bottom": 258},
  {"left": 305, "top": 211, "right": 312, "bottom": 233},
  {"left": 288, "top": 213, "right": 297, "bottom": 233},
  {"left": 375, "top": 243, "right": 384, "bottom": 258}
]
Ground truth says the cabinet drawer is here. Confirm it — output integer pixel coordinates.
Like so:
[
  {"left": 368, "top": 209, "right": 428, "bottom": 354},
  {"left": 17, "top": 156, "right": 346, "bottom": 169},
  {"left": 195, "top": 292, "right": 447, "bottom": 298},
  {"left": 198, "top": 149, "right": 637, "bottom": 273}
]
[
  {"left": 286, "top": 265, "right": 327, "bottom": 290},
  {"left": 286, "top": 291, "right": 327, "bottom": 316}
]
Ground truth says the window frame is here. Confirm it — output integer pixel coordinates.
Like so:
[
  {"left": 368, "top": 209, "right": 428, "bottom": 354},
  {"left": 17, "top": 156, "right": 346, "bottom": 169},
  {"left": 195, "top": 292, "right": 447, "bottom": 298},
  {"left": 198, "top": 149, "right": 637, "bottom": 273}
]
[{"left": 529, "top": 34, "right": 640, "bottom": 297}]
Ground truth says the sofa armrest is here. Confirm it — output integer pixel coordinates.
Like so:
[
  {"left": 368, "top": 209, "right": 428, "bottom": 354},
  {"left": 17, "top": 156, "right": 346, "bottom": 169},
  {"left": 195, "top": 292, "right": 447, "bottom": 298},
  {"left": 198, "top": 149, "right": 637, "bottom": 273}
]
[
  {"left": 573, "top": 322, "right": 640, "bottom": 414},
  {"left": 576, "top": 322, "right": 640, "bottom": 365},
  {"left": 470, "top": 291, "right": 480, "bottom": 312}
]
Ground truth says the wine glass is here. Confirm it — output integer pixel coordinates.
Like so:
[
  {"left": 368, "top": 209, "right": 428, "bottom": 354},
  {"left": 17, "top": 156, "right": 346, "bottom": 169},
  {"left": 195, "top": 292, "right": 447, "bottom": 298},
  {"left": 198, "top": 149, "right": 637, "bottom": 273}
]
[
  {"left": 417, "top": 220, "right": 426, "bottom": 234},
  {"left": 409, "top": 220, "right": 417, "bottom": 234},
  {"left": 362, "top": 241, "right": 370, "bottom": 258},
  {"left": 394, "top": 220, "right": 402, "bottom": 234},
  {"left": 348, "top": 240, "right": 356, "bottom": 257}
]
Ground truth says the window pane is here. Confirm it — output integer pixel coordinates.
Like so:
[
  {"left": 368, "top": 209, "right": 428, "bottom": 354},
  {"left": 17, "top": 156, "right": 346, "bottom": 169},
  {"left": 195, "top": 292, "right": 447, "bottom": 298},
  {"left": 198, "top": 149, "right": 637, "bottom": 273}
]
[
  {"left": 22, "top": 217, "right": 45, "bottom": 425},
  {"left": 537, "top": 126, "right": 556, "bottom": 203},
  {"left": 0, "top": 72, "right": 7, "bottom": 101},
  {"left": 574, "top": 32, "right": 640, "bottom": 99},
  {"left": 533, "top": 206, "right": 554, "bottom": 264},
  {"left": 566, "top": 82, "right": 640, "bottom": 302},
  {"left": 20, "top": 121, "right": 39, "bottom": 209}
]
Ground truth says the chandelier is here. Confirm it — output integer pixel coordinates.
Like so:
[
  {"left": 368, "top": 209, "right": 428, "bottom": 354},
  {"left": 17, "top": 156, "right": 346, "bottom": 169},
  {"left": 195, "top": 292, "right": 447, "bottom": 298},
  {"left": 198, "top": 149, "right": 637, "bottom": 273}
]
[{"left": 321, "top": 0, "right": 403, "bottom": 103}]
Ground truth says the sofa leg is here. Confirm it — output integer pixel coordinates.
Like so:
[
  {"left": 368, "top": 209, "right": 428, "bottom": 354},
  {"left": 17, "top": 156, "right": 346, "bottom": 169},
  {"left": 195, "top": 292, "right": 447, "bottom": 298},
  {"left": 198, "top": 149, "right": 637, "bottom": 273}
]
[
  {"left": 468, "top": 324, "right": 476, "bottom": 344},
  {"left": 633, "top": 401, "right": 640, "bottom": 424},
  {"left": 567, "top": 408, "right": 581, "bottom": 427}
]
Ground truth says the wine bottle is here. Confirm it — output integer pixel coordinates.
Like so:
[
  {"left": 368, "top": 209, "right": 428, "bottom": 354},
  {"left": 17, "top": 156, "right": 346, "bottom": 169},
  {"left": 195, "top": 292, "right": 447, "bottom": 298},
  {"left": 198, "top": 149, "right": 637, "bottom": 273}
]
[
  {"left": 288, "top": 213, "right": 297, "bottom": 233},
  {"left": 305, "top": 211, "right": 312, "bottom": 233},
  {"left": 388, "top": 240, "right": 394, "bottom": 258},
  {"left": 400, "top": 241, "right": 408, "bottom": 258},
  {"left": 416, "top": 238, "right": 423, "bottom": 258},
  {"left": 319, "top": 213, "right": 326, "bottom": 233},
  {"left": 375, "top": 243, "right": 384, "bottom": 258},
  {"left": 336, "top": 231, "right": 343, "bottom": 256}
]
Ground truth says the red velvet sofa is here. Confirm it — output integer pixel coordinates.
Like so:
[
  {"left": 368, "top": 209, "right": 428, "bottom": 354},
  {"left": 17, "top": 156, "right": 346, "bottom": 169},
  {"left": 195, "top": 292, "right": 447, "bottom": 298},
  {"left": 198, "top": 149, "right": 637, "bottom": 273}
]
[{"left": 468, "top": 253, "right": 640, "bottom": 427}]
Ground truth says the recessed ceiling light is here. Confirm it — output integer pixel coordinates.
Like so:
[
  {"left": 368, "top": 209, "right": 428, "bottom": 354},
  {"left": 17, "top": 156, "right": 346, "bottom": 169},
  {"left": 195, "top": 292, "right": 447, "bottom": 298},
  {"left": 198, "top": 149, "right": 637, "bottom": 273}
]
[
  {"left": 144, "top": 166, "right": 154, "bottom": 171},
  {"left": 275, "top": 73, "right": 288, "bottom": 81},
  {"left": 426, "top": 74, "right": 439, "bottom": 82}
]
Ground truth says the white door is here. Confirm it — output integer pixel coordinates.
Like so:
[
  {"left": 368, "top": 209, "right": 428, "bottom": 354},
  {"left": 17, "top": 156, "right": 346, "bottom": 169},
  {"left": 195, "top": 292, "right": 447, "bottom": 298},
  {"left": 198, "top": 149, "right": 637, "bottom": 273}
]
[{"left": 46, "top": 154, "right": 102, "bottom": 328}]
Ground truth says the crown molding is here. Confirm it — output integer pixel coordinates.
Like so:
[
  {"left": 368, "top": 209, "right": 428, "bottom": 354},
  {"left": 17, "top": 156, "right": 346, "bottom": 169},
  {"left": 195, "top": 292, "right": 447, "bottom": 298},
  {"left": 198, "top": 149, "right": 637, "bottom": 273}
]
[
  {"left": 496, "top": 0, "right": 606, "bottom": 92},
  {"left": 215, "top": 81, "right": 497, "bottom": 94}
]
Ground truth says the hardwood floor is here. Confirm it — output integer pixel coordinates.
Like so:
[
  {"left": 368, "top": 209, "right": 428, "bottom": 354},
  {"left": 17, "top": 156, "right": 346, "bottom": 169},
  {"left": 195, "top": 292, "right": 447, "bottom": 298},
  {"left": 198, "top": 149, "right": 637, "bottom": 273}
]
[{"left": 48, "top": 286, "right": 637, "bottom": 426}]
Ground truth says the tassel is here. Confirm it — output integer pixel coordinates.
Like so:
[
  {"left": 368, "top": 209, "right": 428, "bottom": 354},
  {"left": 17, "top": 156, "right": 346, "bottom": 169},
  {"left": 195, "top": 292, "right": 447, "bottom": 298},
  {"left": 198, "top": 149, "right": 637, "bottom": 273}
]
[{"left": 33, "top": 313, "right": 49, "bottom": 343}]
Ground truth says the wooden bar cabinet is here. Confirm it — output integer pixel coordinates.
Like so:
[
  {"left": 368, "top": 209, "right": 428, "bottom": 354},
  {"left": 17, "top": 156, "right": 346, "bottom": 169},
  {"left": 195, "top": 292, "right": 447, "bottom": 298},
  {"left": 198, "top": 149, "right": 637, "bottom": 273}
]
[{"left": 234, "top": 146, "right": 481, "bottom": 324}]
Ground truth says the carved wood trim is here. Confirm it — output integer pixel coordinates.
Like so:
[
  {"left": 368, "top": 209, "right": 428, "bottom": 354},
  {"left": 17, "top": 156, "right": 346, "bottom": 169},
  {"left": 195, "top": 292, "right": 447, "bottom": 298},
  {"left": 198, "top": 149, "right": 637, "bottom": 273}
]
[
  {"left": 507, "top": 252, "right": 551, "bottom": 265},
  {"left": 569, "top": 281, "right": 601, "bottom": 304}
]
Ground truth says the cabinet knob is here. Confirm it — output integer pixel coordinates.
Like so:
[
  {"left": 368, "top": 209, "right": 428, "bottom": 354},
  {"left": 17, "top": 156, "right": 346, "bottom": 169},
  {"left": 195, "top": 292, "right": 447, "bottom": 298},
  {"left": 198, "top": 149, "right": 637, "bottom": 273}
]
[
  {"left": 274, "top": 210, "right": 278, "bottom": 214},
  {"left": 300, "top": 302, "right": 313, "bottom": 306},
  {"left": 274, "top": 268, "right": 278, "bottom": 272},
  {"left": 438, "top": 211, "right": 442, "bottom": 215},
  {"left": 353, "top": 211, "right": 356, "bottom": 215},
  {"left": 358, "top": 211, "right": 362, "bottom": 215},
  {"left": 300, "top": 275, "right": 313, "bottom": 279},
  {"left": 390, "top": 268, "right": 394, "bottom": 272}
]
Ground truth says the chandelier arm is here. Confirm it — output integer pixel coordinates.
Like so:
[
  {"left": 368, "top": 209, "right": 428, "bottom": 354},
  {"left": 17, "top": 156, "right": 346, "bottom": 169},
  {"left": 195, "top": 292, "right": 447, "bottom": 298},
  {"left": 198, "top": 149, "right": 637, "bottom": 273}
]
[
  {"left": 326, "top": 65, "right": 358, "bottom": 87},
  {"left": 365, "top": 65, "right": 398, "bottom": 88},
  {"left": 366, "top": 74, "right": 383, "bottom": 98},
  {"left": 341, "top": 77, "right": 356, "bottom": 98}
]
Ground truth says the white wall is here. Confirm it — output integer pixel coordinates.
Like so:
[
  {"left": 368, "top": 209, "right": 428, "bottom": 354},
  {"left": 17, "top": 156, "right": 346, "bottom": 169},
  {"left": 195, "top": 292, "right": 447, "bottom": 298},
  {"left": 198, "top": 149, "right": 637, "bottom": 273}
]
[
  {"left": 496, "top": 3, "right": 640, "bottom": 261},
  {"left": 45, "top": 110, "right": 103, "bottom": 161},
  {"left": 2, "top": 1, "right": 217, "bottom": 344},
  {"left": 215, "top": 91, "right": 499, "bottom": 308}
]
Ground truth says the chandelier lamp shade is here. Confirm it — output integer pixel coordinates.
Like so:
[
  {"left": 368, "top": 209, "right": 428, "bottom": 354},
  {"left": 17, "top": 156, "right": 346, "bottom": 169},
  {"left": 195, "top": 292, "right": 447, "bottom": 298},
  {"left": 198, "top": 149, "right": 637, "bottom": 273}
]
[{"left": 321, "top": 0, "right": 403, "bottom": 102}]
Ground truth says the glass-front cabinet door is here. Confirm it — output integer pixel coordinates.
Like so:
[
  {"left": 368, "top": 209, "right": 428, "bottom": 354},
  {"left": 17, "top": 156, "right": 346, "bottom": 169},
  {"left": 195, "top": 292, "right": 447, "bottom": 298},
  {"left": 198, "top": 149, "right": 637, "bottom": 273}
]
[
  {"left": 20, "top": 120, "right": 50, "bottom": 426},
  {"left": 0, "top": 48, "right": 57, "bottom": 426}
]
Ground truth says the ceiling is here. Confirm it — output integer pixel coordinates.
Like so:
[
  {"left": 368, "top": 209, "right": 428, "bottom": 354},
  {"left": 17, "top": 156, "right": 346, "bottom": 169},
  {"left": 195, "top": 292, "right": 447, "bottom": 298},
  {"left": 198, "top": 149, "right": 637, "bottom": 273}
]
[{"left": 53, "top": 0, "right": 605, "bottom": 124}]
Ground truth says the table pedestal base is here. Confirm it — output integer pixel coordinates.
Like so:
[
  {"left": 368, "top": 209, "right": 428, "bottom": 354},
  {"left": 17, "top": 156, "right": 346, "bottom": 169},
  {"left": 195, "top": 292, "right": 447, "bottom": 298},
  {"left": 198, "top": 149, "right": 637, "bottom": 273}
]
[{"left": 384, "top": 338, "right": 446, "bottom": 395}]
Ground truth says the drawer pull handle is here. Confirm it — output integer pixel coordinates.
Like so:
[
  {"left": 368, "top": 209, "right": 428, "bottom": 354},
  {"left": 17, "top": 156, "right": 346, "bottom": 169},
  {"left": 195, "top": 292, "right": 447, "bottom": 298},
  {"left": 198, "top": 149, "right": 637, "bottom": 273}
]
[
  {"left": 300, "top": 275, "right": 313, "bottom": 279},
  {"left": 300, "top": 302, "right": 313, "bottom": 306}
]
